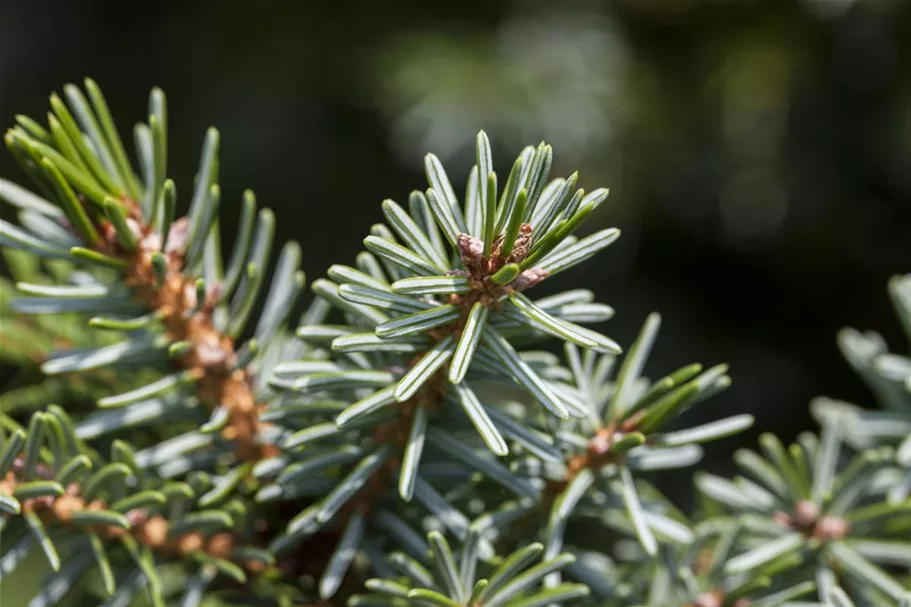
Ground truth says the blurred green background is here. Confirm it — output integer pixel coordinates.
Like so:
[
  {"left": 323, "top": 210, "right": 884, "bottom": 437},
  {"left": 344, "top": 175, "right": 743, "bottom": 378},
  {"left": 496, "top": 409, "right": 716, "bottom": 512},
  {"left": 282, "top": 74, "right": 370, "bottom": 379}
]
[{"left": 1, "top": 0, "right": 910, "bottom": 601}]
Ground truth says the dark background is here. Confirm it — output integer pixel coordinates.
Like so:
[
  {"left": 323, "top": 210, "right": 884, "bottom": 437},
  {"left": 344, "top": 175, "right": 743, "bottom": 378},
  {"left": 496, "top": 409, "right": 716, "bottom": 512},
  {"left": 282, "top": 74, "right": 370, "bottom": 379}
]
[{"left": 1, "top": 0, "right": 910, "bottom": 493}]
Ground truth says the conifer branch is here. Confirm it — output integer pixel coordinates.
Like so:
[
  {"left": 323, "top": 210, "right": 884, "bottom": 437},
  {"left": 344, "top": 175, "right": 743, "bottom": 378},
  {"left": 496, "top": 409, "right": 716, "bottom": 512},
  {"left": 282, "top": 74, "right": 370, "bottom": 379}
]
[
  {"left": 1, "top": 81, "right": 908, "bottom": 607},
  {"left": 1, "top": 81, "right": 303, "bottom": 463}
]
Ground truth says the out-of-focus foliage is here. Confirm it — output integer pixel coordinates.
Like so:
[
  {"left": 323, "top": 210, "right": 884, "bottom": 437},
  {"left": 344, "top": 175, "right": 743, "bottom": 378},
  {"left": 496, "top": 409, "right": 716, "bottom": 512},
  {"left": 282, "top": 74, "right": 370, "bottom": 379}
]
[
  {"left": 373, "top": 12, "right": 628, "bottom": 164},
  {"left": 0, "top": 249, "right": 160, "bottom": 416}
]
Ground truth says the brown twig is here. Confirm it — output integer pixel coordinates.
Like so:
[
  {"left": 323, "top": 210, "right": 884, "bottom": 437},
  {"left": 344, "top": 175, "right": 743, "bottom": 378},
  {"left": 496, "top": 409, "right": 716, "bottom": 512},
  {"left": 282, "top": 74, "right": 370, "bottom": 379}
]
[
  {"left": 86, "top": 198, "right": 275, "bottom": 462},
  {"left": 0, "top": 455, "right": 263, "bottom": 572}
]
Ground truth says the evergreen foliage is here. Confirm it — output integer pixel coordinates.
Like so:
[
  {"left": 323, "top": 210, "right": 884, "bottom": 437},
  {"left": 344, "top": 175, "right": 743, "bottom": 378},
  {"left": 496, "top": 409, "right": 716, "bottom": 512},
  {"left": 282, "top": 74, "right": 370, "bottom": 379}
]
[{"left": 0, "top": 82, "right": 908, "bottom": 607}]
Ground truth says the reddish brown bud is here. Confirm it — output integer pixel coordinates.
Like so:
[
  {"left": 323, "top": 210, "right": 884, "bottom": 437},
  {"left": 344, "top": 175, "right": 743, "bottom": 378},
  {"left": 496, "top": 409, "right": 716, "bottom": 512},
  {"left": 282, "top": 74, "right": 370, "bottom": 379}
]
[
  {"left": 206, "top": 532, "right": 234, "bottom": 558},
  {"left": 138, "top": 516, "right": 169, "bottom": 546},
  {"left": 512, "top": 268, "right": 549, "bottom": 291},
  {"left": 508, "top": 224, "right": 533, "bottom": 263},
  {"left": 140, "top": 231, "right": 163, "bottom": 253},
  {"left": 164, "top": 217, "right": 191, "bottom": 255},
  {"left": 247, "top": 559, "right": 266, "bottom": 573},
  {"left": 126, "top": 509, "right": 150, "bottom": 527},
  {"left": 692, "top": 592, "right": 723, "bottom": 607},
  {"left": 178, "top": 532, "right": 205, "bottom": 554},
  {"left": 589, "top": 429, "right": 613, "bottom": 456},
  {"left": 195, "top": 336, "right": 231, "bottom": 369},
  {"left": 458, "top": 233, "right": 486, "bottom": 276},
  {"left": 793, "top": 500, "right": 821, "bottom": 528},
  {"left": 52, "top": 494, "right": 84, "bottom": 523},
  {"left": 815, "top": 515, "right": 850, "bottom": 540}
]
